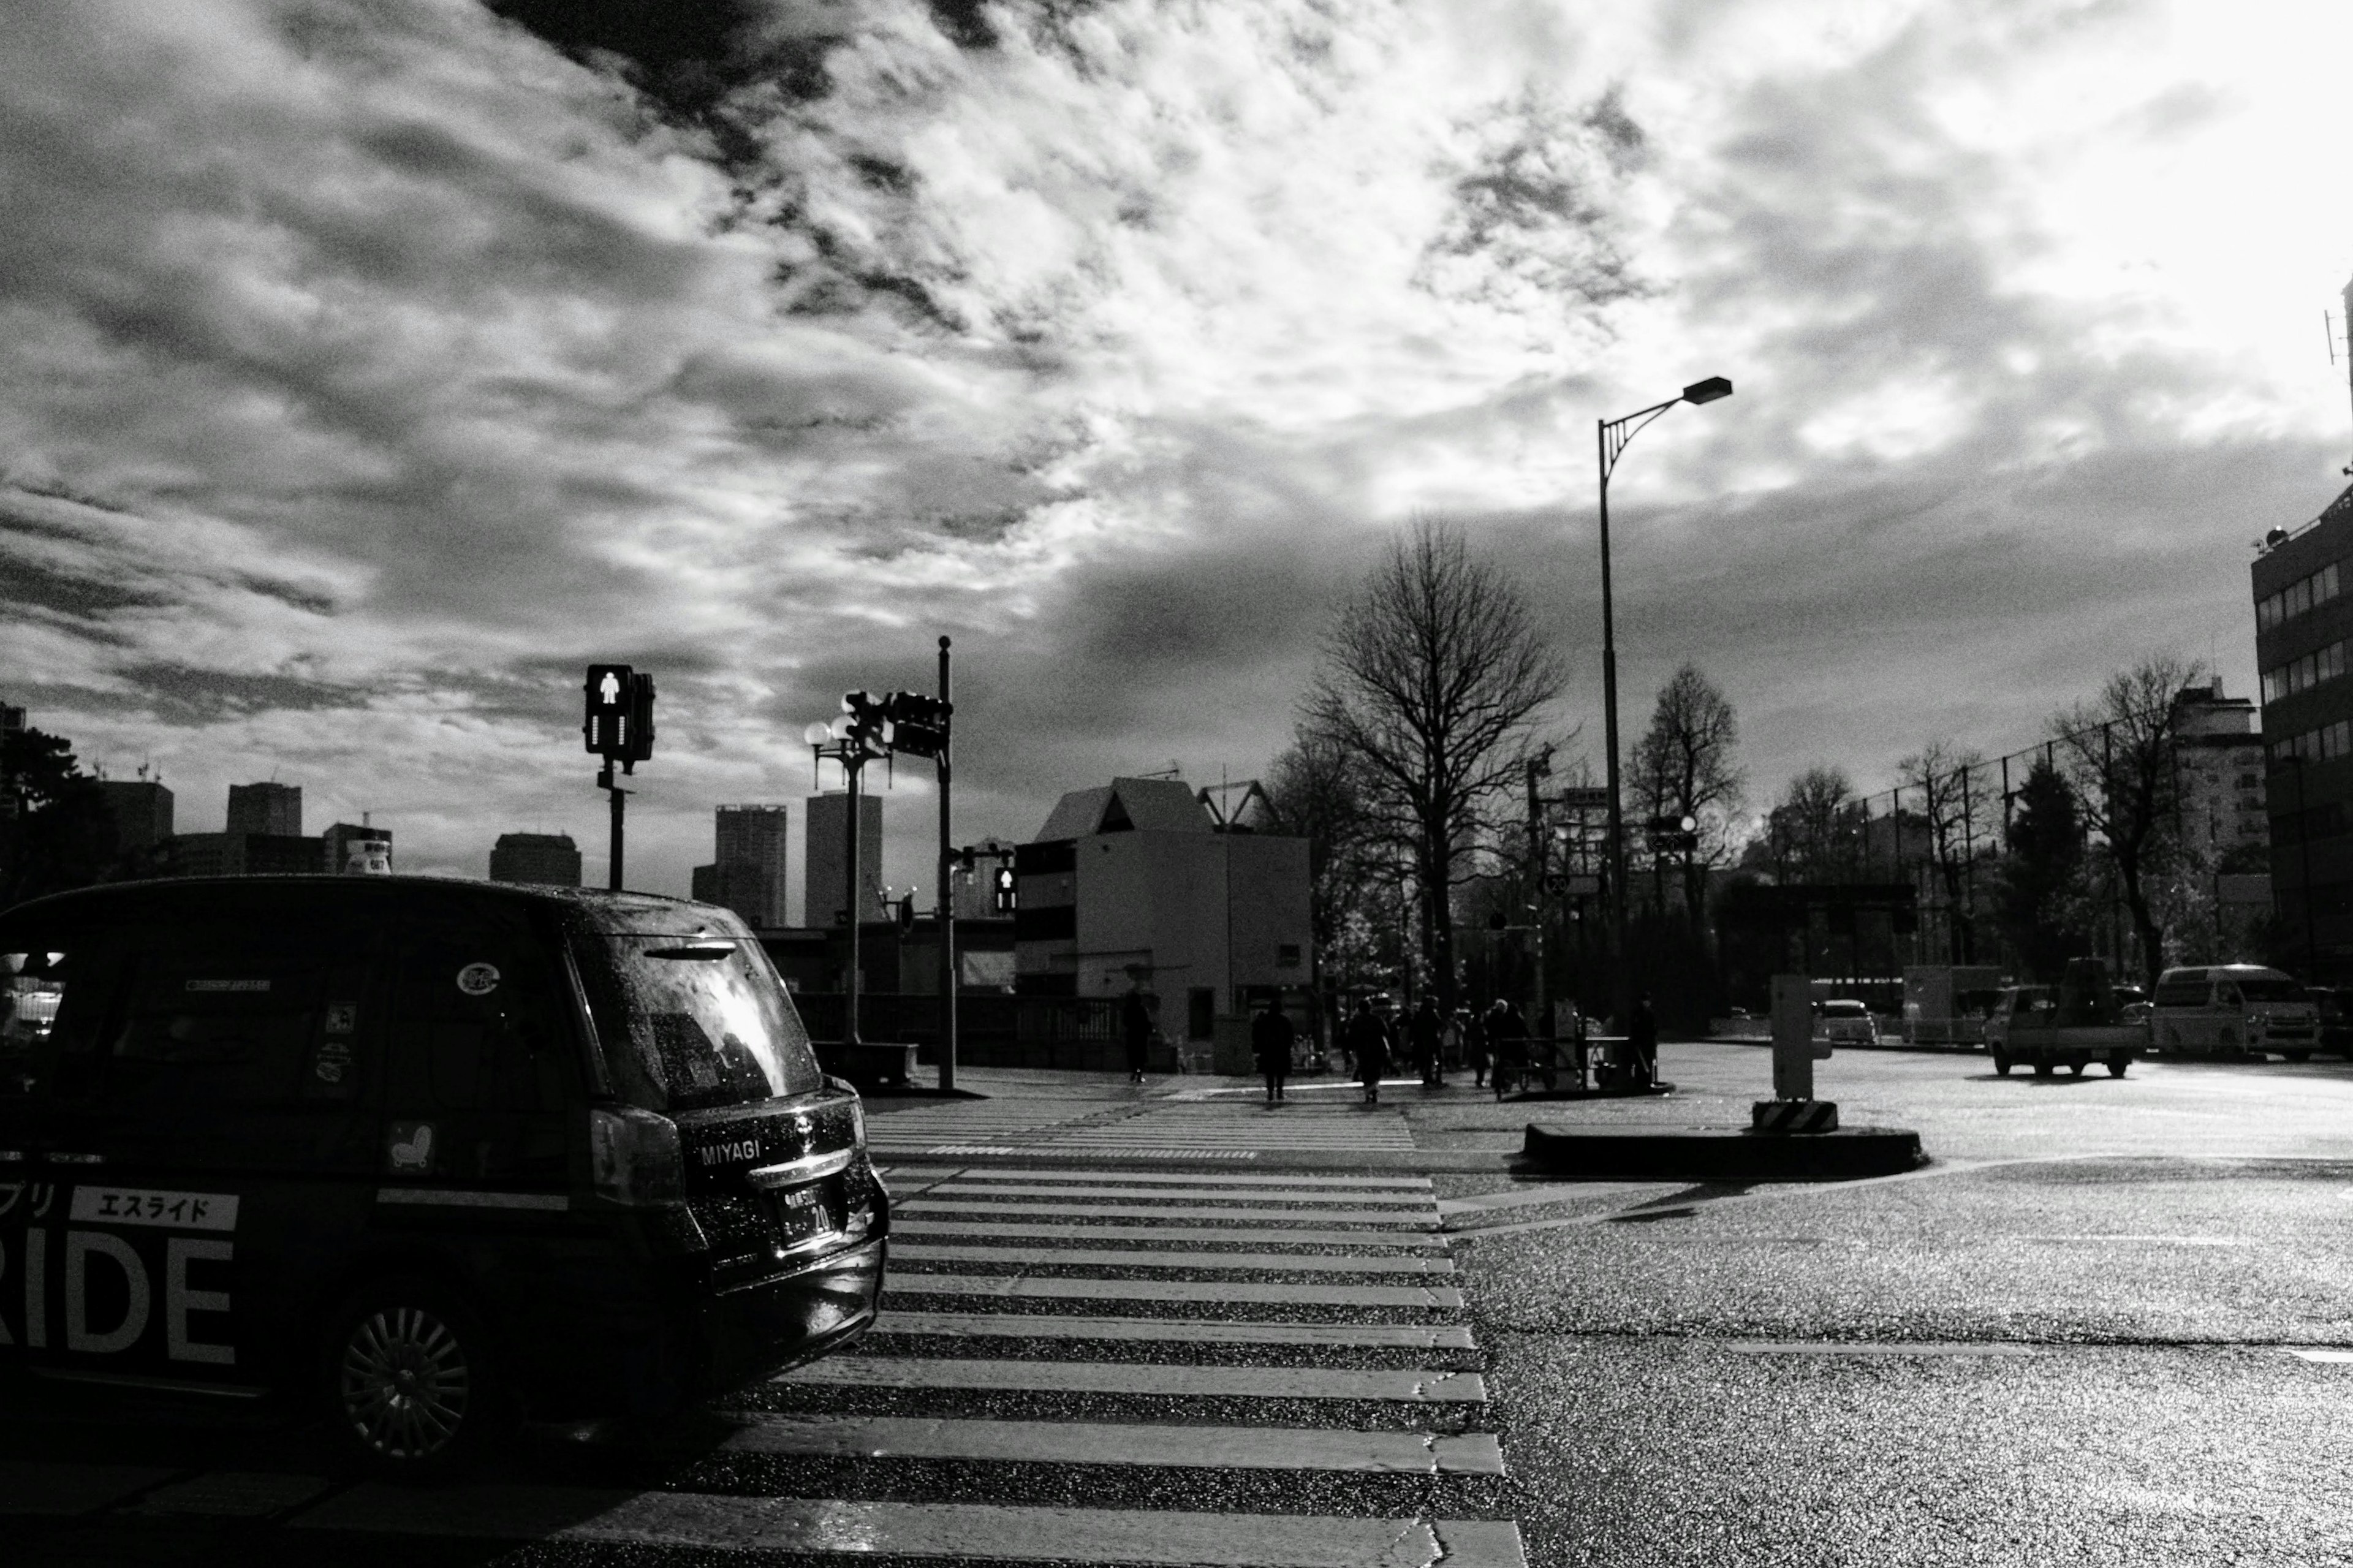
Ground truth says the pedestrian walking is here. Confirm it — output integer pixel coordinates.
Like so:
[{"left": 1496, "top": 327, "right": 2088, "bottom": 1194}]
[
  {"left": 1487, "top": 998, "right": 1526, "bottom": 1097},
  {"left": 1628, "top": 991, "right": 1659, "bottom": 1088},
  {"left": 1440, "top": 1008, "right": 1466, "bottom": 1078},
  {"left": 1347, "top": 997, "right": 1392, "bottom": 1105},
  {"left": 1408, "top": 995, "right": 1444, "bottom": 1088},
  {"left": 1464, "top": 1007, "right": 1490, "bottom": 1088},
  {"left": 1121, "top": 983, "right": 1153, "bottom": 1083},
  {"left": 1252, "top": 995, "right": 1296, "bottom": 1104}
]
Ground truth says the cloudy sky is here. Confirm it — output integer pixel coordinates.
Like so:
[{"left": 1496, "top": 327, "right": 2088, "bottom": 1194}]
[{"left": 4, "top": 0, "right": 2349, "bottom": 911}]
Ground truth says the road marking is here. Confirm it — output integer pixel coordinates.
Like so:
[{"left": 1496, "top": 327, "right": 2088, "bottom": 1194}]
[
  {"left": 134, "top": 1471, "right": 332, "bottom": 1517},
  {"left": 892, "top": 1219, "right": 1447, "bottom": 1249},
  {"left": 1719, "top": 1341, "right": 2048, "bottom": 1357},
  {"left": 297, "top": 1488, "right": 1530, "bottom": 1567},
  {"left": 2284, "top": 1348, "right": 2353, "bottom": 1363},
  {"left": 872, "top": 1311, "right": 1476, "bottom": 1349},
  {"left": 955, "top": 1170, "right": 1433, "bottom": 1191},
  {"left": 0, "top": 1463, "right": 176, "bottom": 1516},
  {"left": 890, "top": 1244, "right": 1456, "bottom": 1274},
  {"left": 2012, "top": 1234, "right": 2243, "bottom": 1247},
  {"left": 782, "top": 1356, "right": 1486, "bottom": 1401},
  {"left": 718, "top": 1414, "right": 1504, "bottom": 1473},
  {"left": 901, "top": 1200, "right": 1438, "bottom": 1227},
  {"left": 922, "top": 1183, "right": 1434, "bottom": 1207},
  {"left": 884, "top": 1273, "right": 1465, "bottom": 1309}
]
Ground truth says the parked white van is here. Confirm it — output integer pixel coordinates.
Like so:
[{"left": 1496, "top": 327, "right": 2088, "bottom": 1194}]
[{"left": 2150, "top": 965, "right": 2319, "bottom": 1059}]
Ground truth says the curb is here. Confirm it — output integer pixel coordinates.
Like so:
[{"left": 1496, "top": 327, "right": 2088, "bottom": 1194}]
[
  {"left": 866, "top": 1145, "right": 1524, "bottom": 1174},
  {"left": 1520, "top": 1124, "right": 1926, "bottom": 1182}
]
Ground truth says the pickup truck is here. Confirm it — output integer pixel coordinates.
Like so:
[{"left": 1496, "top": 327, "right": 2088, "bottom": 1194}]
[{"left": 1984, "top": 959, "right": 2145, "bottom": 1078}]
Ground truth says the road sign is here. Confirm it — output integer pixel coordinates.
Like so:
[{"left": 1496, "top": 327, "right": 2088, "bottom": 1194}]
[
  {"left": 1545, "top": 872, "right": 1601, "bottom": 896},
  {"left": 1552, "top": 787, "right": 1611, "bottom": 811}
]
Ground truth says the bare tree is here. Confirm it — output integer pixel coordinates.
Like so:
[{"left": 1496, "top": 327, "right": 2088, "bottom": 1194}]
[
  {"left": 1896, "top": 741, "right": 1990, "bottom": 961},
  {"left": 2052, "top": 654, "right": 2198, "bottom": 992},
  {"left": 1303, "top": 521, "right": 1568, "bottom": 1012},
  {"left": 1630, "top": 664, "right": 1745, "bottom": 920},
  {"left": 1766, "top": 765, "right": 1867, "bottom": 882}
]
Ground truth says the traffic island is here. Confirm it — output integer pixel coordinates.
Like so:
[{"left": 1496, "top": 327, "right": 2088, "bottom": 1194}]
[
  {"left": 1518, "top": 1123, "right": 1925, "bottom": 1182},
  {"left": 1498, "top": 1080, "right": 1677, "bottom": 1104}
]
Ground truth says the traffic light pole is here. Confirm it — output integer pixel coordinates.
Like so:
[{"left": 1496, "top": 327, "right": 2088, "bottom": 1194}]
[
  {"left": 843, "top": 744, "right": 864, "bottom": 1048},
  {"left": 600, "top": 763, "right": 628, "bottom": 892},
  {"left": 936, "top": 636, "right": 956, "bottom": 1093}
]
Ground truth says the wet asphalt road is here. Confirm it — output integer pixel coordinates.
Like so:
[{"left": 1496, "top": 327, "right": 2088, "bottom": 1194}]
[{"left": 9, "top": 1043, "right": 2353, "bottom": 1566}]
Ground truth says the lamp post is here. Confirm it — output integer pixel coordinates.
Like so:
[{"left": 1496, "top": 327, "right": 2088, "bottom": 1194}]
[{"left": 1596, "top": 375, "right": 1732, "bottom": 1028}]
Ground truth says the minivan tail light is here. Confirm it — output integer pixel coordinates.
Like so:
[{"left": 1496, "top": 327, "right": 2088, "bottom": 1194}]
[{"left": 589, "top": 1105, "right": 686, "bottom": 1207}]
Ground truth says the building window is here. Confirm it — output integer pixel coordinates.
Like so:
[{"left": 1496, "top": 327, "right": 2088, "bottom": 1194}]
[
  {"left": 1276, "top": 944, "right": 1302, "bottom": 968},
  {"left": 2271, "top": 718, "right": 2353, "bottom": 767},
  {"left": 2261, "top": 638, "right": 2347, "bottom": 705},
  {"left": 2258, "top": 560, "right": 2343, "bottom": 631}
]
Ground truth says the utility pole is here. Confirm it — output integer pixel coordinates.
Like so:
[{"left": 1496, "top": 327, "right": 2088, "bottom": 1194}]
[{"left": 936, "top": 637, "right": 956, "bottom": 1093}]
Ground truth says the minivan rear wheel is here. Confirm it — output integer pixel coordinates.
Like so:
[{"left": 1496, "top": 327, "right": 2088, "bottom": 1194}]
[{"left": 322, "top": 1275, "right": 509, "bottom": 1479}]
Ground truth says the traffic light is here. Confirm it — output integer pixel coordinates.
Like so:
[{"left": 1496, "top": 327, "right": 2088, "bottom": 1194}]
[
  {"left": 885, "top": 691, "right": 952, "bottom": 759},
  {"left": 841, "top": 690, "right": 890, "bottom": 749},
  {"left": 1645, "top": 813, "right": 1699, "bottom": 854},
  {"left": 585, "top": 664, "right": 654, "bottom": 767},
  {"left": 895, "top": 892, "right": 916, "bottom": 933},
  {"left": 992, "top": 865, "right": 1016, "bottom": 913}
]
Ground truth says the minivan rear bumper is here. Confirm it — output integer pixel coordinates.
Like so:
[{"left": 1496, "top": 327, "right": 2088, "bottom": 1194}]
[{"left": 695, "top": 1233, "right": 886, "bottom": 1396}]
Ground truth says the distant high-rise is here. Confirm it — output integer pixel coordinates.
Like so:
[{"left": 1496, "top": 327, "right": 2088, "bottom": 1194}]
[
  {"left": 227, "top": 781, "right": 301, "bottom": 837},
  {"left": 692, "top": 805, "right": 789, "bottom": 928},
  {"left": 805, "top": 792, "right": 882, "bottom": 928},
  {"left": 97, "top": 779, "right": 174, "bottom": 854},
  {"left": 490, "top": 832, "right": 582, "bottom": 887}
]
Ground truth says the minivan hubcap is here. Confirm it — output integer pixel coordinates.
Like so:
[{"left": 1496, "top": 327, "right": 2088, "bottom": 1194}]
[{"left": 341, "top": 1305, "right": 471, "bottom": 1458}]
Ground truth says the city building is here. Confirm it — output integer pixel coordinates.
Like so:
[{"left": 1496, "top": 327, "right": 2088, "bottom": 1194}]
[
  {"left": 2170, "top": 678, "right": 2266, "bottom": 867},
  {"left": 161, "top": 831, "right": 323, "bottom": 878},
  {"left": 323, "top": 820, "right": 393, "bottom": 874},
  {"left": 2254, "top": 480, "right": 2353, "bottom": 976},
  {"left": 490, "top": 832, "right": 582, "bottom": 887},
  {"left": 692, "top": 804, "right": 789, "bottom": 928},
  {"left": 1014, "top": 776, "right": 1311, "bottom": 1043},
  {"left": 806, "top": 792, "right": 882, "bottom": 928},
  {"left": 226, "top": 781, "right": 302, "bottom": 837},
  {"left": 97, "top": 778, "right": 174, "bottom": 856}
]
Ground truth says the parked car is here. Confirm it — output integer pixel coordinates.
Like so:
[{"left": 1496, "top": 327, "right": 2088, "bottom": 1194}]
[
  {"left": 1816, "top": 998, "right": 1881, "bottom": 1048},
  {"left": 2150, "top": 964, "right": 2318, "bottom": 1059},
  {"left": 0, "top": 876, "right": 888, "bottom": 1476},
  {"left": 2309, "top": 987, "right": 2353, "bottom": 1057},
  {"left": 1982, "top": 959, "right": 2143, "bottom": 1077}
]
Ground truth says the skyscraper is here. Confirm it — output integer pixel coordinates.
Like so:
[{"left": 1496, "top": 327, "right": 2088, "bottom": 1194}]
[
  {"left": 805, "top": 792, "right": 882, "bottom": 928},
  {"left": 691, "top": 804, "right": 790, "bottom": 928},
  {"left": 227, "top": 781, "right": 301, "bottom": 837},
  {"left": 490, "top": 833, "right": 582, "bottom": 887}
]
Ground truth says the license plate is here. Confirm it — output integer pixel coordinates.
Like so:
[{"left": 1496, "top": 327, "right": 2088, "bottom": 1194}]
[{"left": 771, "top": 1181, "right": 839, "bottom": 1246}]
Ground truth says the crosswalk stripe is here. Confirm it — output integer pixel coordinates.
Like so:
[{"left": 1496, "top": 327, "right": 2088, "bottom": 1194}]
[
  {"left": 884, "top": 1273, "right": 1466, "bottom": 1308},
  {"left": 716, "top": 1414, "right": 1505, "bottom": 1474},
  {"left": 295, "top": 1487, "right": 1530, "bottom": 1567},
  {"left": 0, "top": 1463, "right": 176, "bottom": 1516},
  {"left": 891, "top": 1219, "right": 1446, "bottom": 1249},
  {"left": 919, "top": 1183, "right": 1433, "bottom": 1206},
  {"left": 871, "top": 1311, "right": 1476, "bottom": 1349},
  {"left": 949, "top": 1169, "right": 1433, "bottom": 1190},
  {"left": 780, "top": 1357, "right": 1487, "bottom": 1401},
  {"left": 900, "top": 1200, "right": 1438, "bottom": 1227},
  {"left": 890, "top": 1244, "right": 1455, "bottom": 1274}
]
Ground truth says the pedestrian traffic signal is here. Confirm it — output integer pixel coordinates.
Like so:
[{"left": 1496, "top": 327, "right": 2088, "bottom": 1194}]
[
  {"left": 585, "top": 664, "right": 656, "bottom": 767},
  {"left": 992, "top": 865, "right": 1016, "bottom": 913},
  {"left": 885, "top": 691, "right": 952, "bottom": 759},
  {"left": 841, "top": 690, "right": 891, "bottom": 748}
]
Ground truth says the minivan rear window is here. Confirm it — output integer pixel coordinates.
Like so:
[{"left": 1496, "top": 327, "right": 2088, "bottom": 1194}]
[
  {"left": 2235, "top": 977, "right": 2308, "bottom": 1004},
  {"left": 586, "top": 936, "right": 823, "bottom": 1112}
]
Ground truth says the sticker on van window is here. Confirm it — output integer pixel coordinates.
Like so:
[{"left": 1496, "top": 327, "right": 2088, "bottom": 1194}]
[
  {"left": 69, "top": 1186, "right": 240, "bottom": 1232},
  {"left": 185, "top": 979, "right": 270, "bottom": 993},
  {"left": 387, "top": 1121, "right": 435, "bottom": 1172},
  {"left": 325, "top": 1003, "right": 357, "bottom": 1034},
  {"left": 455, "top": 963, "right": 501, "bottom": 997}
]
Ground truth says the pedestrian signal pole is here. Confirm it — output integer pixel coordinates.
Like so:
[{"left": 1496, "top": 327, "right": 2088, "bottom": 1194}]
[
  {"left": 935, "top": 637, "right": 957, "bottom": 1093},
  {"left": 584, "top": 664, "right": 655, "bottom": 892}
]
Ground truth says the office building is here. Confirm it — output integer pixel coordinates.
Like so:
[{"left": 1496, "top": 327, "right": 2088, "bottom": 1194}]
[
  {"left": 162, "top": 831, "right": 323, "bottom": 877},
  {"left": 1014, "top": 776, "right": 1311, "bottom": 1042},
  {"left": 2171, "top": 679, "right": 2265, "bottom": 865},
  {"left": 97, "top": 779, "right": 174, "bottom": 855},
  {"left": 2255, "top": 480, "right": 2353, "bottom": 975},
  {"left": 692, "top": 804, "right": 789, "bottom": 928},
  {"left": 227, "top": 781, "right": 302, "bottom": 837},
  {"left": 805, "top": 792, "right": 882, "bottom": 928},
  {"left": 490, "top": 832, "right": 582, "bottom": 887}
]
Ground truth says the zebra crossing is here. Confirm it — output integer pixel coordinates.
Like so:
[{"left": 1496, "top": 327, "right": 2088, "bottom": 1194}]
[
  {"left": 0, "top": 1165, "right": 1523, "bottom": 1564},
  {"left": 866, "top": 1099, "right": 1419, "bottom": 1157}
]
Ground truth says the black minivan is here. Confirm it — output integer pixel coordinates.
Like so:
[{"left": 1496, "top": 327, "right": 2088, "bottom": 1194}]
[{"left": 0, "top": 876, "right": 887, "bottom": 1472}]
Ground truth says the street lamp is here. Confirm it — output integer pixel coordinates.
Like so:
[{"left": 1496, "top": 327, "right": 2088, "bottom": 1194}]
[{"left": 1596, "top": 375, "right": 1733, "bottom": 1028}]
